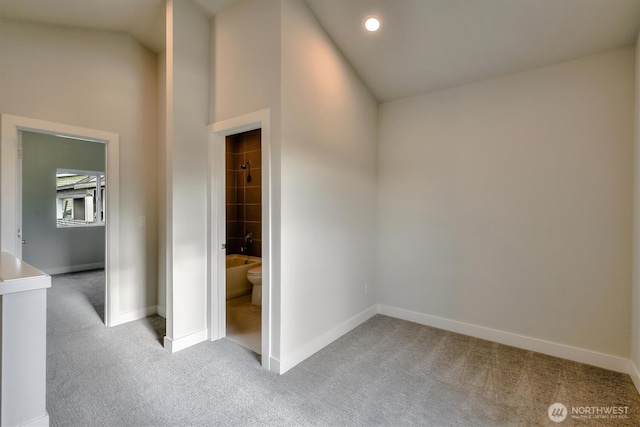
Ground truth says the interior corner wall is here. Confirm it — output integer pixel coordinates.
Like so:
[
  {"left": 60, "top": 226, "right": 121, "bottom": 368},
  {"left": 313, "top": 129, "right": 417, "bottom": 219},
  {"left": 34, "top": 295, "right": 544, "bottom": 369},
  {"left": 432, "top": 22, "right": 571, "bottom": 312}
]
[
  {"left": 0, "top": 19, "right": 159, "bottom": 318},
  {"left": 377, "top": 47, "right": 635, "bottom": 359},
  {"left": 279, "top": 0, "right": 378, "bottom": 359},
  {"left": 165, "top": 0, "right": 210, "bottom": 343},
  {"left": 211, "top": 0, "right": 282, "bottom": 357}
]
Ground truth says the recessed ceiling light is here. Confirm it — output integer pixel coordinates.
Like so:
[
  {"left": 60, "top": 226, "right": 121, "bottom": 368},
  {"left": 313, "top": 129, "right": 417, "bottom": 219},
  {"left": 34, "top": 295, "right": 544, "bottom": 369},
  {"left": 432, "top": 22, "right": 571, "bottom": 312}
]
[{"left": 364, "top": 16, "right": 381, "bottom": 32}]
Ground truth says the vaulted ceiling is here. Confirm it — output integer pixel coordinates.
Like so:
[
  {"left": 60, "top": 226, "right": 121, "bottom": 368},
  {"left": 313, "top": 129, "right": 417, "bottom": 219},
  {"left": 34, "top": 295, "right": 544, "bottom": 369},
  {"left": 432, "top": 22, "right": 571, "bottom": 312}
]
[
  {"left": 1, "top": 0, "right": 639, "bottom": 102},
  {"left": 306, "top": 0, "right": 640, "bottom": 101}
]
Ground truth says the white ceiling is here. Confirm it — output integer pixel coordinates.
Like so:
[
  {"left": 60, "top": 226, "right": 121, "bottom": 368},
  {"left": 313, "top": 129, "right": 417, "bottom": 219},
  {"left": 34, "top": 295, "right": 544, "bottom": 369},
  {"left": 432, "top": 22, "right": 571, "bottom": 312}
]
[
  {"left": 306, "top": 0, "right": 640, "bottom": 102},
  {"left": 0, "top": 0, "right": 234, "bottom": 52},
  {"left": 1, "top": 0, "right": 639, "bottom": 102}
]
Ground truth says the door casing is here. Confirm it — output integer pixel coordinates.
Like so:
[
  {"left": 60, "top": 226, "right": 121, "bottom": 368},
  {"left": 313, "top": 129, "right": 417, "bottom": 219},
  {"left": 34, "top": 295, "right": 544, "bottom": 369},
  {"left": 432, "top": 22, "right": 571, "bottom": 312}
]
[
  {"left": 1, "top": 114, "right": 120, "bottom": 327},
  {"left": 208, "top": 109, "right": 273, "bottom": 371}
]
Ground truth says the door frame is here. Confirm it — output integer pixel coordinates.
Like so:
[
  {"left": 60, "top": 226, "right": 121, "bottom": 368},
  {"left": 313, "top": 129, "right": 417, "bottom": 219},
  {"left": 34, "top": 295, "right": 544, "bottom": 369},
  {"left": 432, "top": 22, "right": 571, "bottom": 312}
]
[
  {"left": 1, "top": 114, "right": 120, "bottom": 327},
  {"left": 208, "top": 109, "right": 272, "bottom": 371}
]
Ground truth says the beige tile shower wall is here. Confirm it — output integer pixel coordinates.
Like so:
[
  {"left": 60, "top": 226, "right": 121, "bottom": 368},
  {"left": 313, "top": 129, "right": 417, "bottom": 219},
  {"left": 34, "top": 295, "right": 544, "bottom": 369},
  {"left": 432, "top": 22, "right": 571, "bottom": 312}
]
[
  {"left": 225, "top": 136, "right": 239, "bottom": 253},
  {"left": 226, "top": 130, "right": 262, "bottom": 257}
]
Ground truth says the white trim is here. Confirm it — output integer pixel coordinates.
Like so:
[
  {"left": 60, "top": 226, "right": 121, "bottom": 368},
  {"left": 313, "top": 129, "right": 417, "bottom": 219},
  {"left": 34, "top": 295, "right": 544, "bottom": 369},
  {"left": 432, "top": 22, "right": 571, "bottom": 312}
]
[
  {"left": 1, "top": 114, "right": 120, "bottom": 327},
  {"left": 208, "top": 109, "right": 273, "bottom": 371},
  {"left": 19, "top": 414, "right": 49, "bottom": 427},
  {"left": 269, "top": 356, "right": 281, "bottom": 374},
  {"left": 164, "top": 0, "right": 175, "bottom": 349},
  {"left": 208, "top": 124, "right": 226, "bottom": 342},
  {"left": 56, "top": 167, "right": 104, "bottom": 176},
  {"left": 378, "top": 304, "right": 630, "bottom": 374},
  {"left": 275, "top": 305, "right": 378, "bottom": 375},
  {"left": 40, "top": 263, "right": 105, "bottom": 276},
  {"left": 156, "top": 304, "right": 166, "bottom": 319},
  {"left": 629, "top": 361, "right": 640, "bottom": 393},
  {"left": 111, "top": 305, "right": 159, "bottom": 327},
  {"left": 163, "top": 328, "right": 208, "bottom": 353}
]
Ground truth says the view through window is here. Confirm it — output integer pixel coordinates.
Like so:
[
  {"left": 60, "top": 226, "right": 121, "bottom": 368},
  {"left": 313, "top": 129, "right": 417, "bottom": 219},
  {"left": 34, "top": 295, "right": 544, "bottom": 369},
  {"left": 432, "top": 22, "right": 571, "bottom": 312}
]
[{"left": 56, "top": 169, "right": 106, "bottom": 227}]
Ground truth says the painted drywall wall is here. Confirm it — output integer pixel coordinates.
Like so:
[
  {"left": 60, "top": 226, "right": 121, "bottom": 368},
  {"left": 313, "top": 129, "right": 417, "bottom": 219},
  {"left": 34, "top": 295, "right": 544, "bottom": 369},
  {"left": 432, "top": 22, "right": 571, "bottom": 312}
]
[
  {"left": 164, "top": 0, "right": 210, "bottom": 346},
  {"left": 211, "top": 0, "right": 283, "bottom": 357},
  {"left": 632, "top": 33, "right": 640, "bottom": 381},
  {"left": 158, "top": 49, "right": 167, "bottom": 318},
  {"left": 210, "top": 0, "right": 281, "bottom": 124},
  {"left": 279, "top": 0, "right": 378, "bottom": 358},
  {"left": 212, "top": 0, "right": 377, "bottom": 365},
  {"left": 22, "top": 132, "right": 105, "bottom": 273},
  {"left": 377, "top": 47, "right": 634, "bottom": 358},
  {"left": 0, "top": 19, "right": 159, "bottom": 318}
]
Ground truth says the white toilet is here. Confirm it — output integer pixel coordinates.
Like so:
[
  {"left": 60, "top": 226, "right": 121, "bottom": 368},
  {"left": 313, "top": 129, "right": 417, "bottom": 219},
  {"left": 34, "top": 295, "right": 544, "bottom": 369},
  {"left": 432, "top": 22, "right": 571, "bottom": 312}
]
[{"left": 247, "top": 265, "right": 262, "bottom": 306}]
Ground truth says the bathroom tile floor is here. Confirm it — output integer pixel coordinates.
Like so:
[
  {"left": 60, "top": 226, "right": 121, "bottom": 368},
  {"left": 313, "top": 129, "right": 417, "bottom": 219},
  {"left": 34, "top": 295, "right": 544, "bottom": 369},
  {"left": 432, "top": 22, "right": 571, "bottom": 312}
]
[{"left": 226, "top": 294, "right": 261, "bottom": 354}]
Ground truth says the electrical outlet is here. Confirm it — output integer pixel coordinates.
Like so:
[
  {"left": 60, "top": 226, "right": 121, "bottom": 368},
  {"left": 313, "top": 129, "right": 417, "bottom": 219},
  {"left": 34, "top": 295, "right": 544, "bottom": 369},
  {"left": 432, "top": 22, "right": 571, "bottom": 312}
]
[
  {"left": 139, "top": 216, "right": 146, "bottom": 227},
  {"left": 365, "top": 282, "right": 369, "bottom": 295}
]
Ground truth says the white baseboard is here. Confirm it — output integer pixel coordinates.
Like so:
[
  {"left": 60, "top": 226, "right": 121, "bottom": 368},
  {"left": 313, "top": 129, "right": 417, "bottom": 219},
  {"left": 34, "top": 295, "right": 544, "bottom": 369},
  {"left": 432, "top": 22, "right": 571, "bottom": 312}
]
[
  {"left": 111, "top": 305, "right": 158, "bottom": 327},
  {"left": 269, "top": 356, "right": 281, "bottom": 374},
  {"left": 156, "top": 305, "right": 166, "bottom": 318},
  {"left": 20, "top": 413, "right": 49, "bottom": 427},
  {"left": 164, "top": 328, "right": 208, "bottom": 354},
  {"left": 628, "top": 361, "right": 640, "bottom": 393},
  {"left": 378, "top": 304, "right": 630, "bottom": 374},
  {"left": 275, "top": 305, "right": 378, "bottom": 375},
  {"left": 42, "top": 262, "right": 105, "bottom": 275}
]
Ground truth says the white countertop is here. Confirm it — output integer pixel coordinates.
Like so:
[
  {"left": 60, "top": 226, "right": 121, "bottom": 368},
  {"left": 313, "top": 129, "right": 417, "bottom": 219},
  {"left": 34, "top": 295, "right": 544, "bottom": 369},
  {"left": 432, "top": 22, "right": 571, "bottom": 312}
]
[{"left": 0, "top": 251, "right": 51, "bottom": 295}]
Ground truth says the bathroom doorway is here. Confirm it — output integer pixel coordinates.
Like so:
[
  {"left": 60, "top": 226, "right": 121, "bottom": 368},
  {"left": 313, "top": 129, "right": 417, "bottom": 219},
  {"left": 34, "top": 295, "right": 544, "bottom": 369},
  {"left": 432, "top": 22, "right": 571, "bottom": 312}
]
[
  {"left": 224, "top": 129, "right": 262, "bottom": 354},
  {"left": 208, "top": 108, "right": 272, "bottom": 370}
]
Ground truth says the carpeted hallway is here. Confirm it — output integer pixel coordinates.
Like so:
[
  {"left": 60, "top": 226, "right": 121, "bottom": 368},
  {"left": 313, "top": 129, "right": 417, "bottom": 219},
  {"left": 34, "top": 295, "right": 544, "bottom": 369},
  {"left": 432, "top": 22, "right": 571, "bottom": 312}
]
[{"left": 47, "top": 270, "right": 640, "bottom": 426}]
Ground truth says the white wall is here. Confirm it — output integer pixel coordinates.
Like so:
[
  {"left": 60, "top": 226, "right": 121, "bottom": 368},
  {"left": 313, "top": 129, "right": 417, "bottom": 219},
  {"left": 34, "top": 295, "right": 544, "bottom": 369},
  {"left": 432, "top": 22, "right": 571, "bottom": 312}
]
[
  {"left": 279, "top": 0, "right": 378, "bottom": 360},
  {"left": 158, "top": 49, "right": 167, "bottom": 317},
  {"left": 377, "top": 47, "right": 635, "bottom": 359},
  {"left": 211, "top": 0, "right": 283, "bottom": 357},
  {"left": 164, "top": 0, "right": 210, "bottom": 347},
  {"left": 632, "top": 33, "right": 640, "bottom": 383},
  {"left": 0, "top": 19, "right": 159, "bottom": 318},
  {"left": 211, "top": 0, "right": 377, "bottom": 368},
  {"left": 210, "top": 0, "right": 281, "bottom": 125}
]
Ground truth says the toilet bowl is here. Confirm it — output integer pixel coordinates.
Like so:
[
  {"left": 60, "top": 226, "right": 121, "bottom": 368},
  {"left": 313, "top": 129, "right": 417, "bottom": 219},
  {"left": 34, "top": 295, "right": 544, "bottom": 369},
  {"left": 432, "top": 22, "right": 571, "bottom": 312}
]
[{"left": 247, "top": 265, "right": 262, "bottom": 306}]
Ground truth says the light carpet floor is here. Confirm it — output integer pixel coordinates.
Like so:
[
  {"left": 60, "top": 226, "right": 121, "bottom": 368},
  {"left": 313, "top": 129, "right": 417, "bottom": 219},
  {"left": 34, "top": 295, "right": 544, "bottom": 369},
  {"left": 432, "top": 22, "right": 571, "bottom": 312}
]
[{"left": 47, "top": 270, "right": 640, "bottom": 426}]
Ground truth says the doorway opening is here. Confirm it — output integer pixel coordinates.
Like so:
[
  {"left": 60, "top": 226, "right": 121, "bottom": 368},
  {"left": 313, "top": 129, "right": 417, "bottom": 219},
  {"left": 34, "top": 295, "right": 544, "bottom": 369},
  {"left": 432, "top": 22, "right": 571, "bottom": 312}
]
[
  {"left": 224, "top": 129, "right": 262, "bottom": 354},
  {"left": 21, "top": 131, "right": 107, "bottom": 321},
  {"left": 208, "top": 109, "right": 272, "bottom": 371},
  {"left": 1, "top": 114, "right": 121, "bottom": 327}
]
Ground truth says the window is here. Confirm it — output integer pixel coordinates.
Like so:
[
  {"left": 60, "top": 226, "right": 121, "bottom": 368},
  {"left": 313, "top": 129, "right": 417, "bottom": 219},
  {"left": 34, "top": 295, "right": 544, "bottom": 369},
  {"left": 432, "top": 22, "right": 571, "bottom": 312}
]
[{"left": 56, "top": 169, "right": 105, "bottom": 227}]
